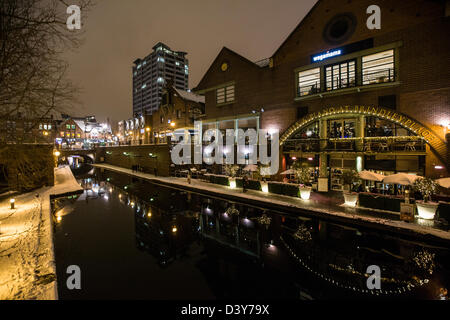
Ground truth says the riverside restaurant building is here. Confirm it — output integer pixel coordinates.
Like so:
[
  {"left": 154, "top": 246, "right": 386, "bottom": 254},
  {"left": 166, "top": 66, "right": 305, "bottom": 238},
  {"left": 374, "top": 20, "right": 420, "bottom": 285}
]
[{"left": 193, "top": 0, "right": 449, "bottom": 191}]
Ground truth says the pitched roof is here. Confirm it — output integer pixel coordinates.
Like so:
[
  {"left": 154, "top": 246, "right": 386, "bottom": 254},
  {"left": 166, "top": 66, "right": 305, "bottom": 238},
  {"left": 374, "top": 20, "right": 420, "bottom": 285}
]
[
  {"left": 194, "top": 47, "right": 261, "bottom": 91},
  {"left": 173, "top": 87, "right": 205, "bottom": 104},
  {"left": 272, "top": 0, "right": 321, "bottom": 58}
]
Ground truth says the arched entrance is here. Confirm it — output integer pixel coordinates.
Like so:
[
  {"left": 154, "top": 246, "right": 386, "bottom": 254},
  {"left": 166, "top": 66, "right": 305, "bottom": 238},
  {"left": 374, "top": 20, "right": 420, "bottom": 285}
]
[{"left": 280, "top": 105, "right": 447, "bottom": 191}]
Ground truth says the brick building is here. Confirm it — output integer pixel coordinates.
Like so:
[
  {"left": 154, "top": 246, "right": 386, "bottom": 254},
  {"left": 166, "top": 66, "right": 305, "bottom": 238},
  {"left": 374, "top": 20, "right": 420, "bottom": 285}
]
[
  {"left": 0, "top": 113, "right": 60, "bottom": 144},
  {"left": 118, "top": 84, "right": 204, "bottom": 145},
  {"left": 194, "top": 0, "right": 450, "bottom": 189}
]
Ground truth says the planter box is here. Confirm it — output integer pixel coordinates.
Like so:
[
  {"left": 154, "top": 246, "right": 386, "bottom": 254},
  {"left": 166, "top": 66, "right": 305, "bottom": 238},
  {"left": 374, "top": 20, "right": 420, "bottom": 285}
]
[
  {"left": 247, "top": 179, "right": 261, "bottom": 191},
  {"left": 343, "top": 192, "right": 358, "bottom": 207},
  {"left": 210, "top": 175, "right": 229, "bottom": 186},
  {"left": 268, "top": 182, "right": 299, "bottom": 198},
  {"left": 358, "top": 193, "right": 403, "bottom": 212},
  {"left": 416, "top": 201, "right": 438, "bottom": 220},
  {"left": 299, "top": 186, "right": 312, "bottom": 200}
]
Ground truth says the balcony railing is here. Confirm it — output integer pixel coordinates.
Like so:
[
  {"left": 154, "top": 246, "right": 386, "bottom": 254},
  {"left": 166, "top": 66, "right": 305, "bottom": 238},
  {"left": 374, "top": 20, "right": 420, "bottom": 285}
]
[{"left": 283, "top": 136, "right": 426, "bottom": 153}]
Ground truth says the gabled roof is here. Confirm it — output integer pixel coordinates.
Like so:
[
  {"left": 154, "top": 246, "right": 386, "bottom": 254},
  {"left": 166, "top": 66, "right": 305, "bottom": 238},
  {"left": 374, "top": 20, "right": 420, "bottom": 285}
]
[
  {"left": 173, "top": 87, "right": 205, "bottom": 104},
  {"left": 194, "top": 46, "right": 261, "bottom": 91},
  {"left": 272, "top": 0, "right": 321, "bottom": 58}
]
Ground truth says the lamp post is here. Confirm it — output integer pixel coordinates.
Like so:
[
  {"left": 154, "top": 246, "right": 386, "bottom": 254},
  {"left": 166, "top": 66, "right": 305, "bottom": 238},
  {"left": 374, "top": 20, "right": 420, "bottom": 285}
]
[{"left": 10, "top": 198, "right": 15, "bottom": 209}]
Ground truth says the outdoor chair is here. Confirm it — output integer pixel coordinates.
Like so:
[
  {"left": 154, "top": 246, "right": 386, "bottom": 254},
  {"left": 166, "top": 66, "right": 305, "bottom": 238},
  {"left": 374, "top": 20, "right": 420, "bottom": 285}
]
[
  {"left": 404, "top": 142, "right": 416, "bottom": 151},
  {"left": 378, "top": 142, "right": 389, "bottom": 152}
]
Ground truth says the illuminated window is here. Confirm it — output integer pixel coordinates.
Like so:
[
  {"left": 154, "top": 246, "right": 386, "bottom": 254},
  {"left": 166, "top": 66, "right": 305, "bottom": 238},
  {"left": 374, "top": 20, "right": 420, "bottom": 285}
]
[
  {"left": 325, "top": 59, "right": 356, "bottom": 91},
  {"left": 71, "top": 124, "right": 76, "bottom": 129},
  {"left": 66, "top": 124, "right": 70, "bottom": 129},
  {"left": 216, "top": 85, "right": 235, "bottom": 104},
  {"left": 298, "top": 68, "right": 321, "bottom": 96},
  {"left": 362, "top": 50, "right": 395, "bottom": 85}
]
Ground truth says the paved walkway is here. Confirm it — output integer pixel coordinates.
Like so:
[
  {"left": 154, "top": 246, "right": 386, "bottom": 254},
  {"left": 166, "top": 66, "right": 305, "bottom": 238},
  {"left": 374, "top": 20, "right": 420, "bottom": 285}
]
[
  {"left": 0, "top": 166, "right": 82, "bottom": 300},
  {"left": 94, "top": 163, "right": 450, "bottom": 244}
]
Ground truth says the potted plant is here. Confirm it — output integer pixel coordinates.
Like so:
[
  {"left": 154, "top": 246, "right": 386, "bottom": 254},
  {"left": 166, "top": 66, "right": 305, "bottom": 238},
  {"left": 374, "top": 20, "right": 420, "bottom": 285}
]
[
  {"left": 294, "top": 166, "right": 312, "bottom": 200},
  {"left": 342, "top": 170, "right": 361, "bottom": 207},
  {"left": 413, "top": 178, "right": 439, "bottom": 220},
  {"left": 225, "top": 164, "right": 239, "bottom": 189}
]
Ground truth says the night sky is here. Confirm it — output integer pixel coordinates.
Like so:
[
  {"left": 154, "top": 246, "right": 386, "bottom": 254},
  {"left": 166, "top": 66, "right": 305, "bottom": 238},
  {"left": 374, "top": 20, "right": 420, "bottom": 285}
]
[{"left": 64, "top": 0, "right": 318, "bottom": 124}]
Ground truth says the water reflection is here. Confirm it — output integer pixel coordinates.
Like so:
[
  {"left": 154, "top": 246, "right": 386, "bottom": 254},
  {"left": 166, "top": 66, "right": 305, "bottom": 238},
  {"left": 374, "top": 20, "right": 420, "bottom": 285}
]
[{"left": 52, "top": 166, "right": 450, "bottom": 300}]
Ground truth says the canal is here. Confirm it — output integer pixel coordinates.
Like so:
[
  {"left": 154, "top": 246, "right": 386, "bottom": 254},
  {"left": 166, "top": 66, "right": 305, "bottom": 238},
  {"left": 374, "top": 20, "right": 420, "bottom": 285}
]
[{"left": 52, "top": 165, "right": 450, "bottom": 300}]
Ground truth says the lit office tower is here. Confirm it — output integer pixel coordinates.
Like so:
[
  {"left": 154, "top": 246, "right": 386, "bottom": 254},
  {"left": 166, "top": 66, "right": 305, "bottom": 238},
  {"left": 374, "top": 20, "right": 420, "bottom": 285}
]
[{"left": 132, "top": 42, "right": 189, "bottom": 116}]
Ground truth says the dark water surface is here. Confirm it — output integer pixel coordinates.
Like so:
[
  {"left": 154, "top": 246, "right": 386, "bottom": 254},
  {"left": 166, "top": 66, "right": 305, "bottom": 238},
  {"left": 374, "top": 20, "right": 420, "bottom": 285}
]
[{"left": 52, "top": 166, "right": 450, "bottom": 300}]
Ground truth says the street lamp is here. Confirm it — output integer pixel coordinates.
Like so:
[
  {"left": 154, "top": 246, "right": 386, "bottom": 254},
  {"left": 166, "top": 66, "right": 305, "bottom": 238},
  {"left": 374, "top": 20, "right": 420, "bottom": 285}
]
[{"left": 10, "top": 198, "right": 15, "bottom": 209}]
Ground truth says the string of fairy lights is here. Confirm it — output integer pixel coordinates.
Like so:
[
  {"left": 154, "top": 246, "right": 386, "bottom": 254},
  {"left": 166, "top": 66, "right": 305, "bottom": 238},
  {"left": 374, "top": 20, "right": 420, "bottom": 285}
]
[{"left": 280, "top": 235, "right": 431, "bottom": 296}]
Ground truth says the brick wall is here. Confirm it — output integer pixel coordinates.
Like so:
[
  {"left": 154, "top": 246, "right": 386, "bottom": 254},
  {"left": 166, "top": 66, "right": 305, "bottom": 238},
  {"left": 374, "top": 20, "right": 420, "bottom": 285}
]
[{"left": 99, "top": 145, "right": 171, "bottom": 176}]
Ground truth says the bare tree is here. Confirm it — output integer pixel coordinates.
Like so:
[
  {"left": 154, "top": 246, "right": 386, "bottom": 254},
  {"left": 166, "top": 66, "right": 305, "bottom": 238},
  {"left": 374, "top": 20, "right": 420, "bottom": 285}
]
[{"left": 0, "top": 0, "right": 93, "bottom": 191}]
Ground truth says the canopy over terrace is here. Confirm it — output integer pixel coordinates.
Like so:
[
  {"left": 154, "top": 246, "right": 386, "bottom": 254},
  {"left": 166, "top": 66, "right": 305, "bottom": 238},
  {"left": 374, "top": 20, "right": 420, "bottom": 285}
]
[
  {"left": 382, "top": 173, "right": 423, "bottom": 186},
  {"left": 359, "top": 170, "right": 385, "bottom": 182}
]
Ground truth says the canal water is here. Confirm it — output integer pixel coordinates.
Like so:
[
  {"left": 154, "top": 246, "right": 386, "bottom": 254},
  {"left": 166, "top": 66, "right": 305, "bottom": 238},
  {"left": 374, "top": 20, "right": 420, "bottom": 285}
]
[{"left": 52, "top": 166, "right": 450, "bottom": 300}]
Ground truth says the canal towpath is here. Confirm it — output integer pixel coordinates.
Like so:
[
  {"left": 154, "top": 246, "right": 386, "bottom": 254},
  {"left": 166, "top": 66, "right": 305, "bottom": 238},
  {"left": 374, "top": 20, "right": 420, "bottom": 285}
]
[{"left": 0, "top": 165, "right": 82, "bottom": 300}]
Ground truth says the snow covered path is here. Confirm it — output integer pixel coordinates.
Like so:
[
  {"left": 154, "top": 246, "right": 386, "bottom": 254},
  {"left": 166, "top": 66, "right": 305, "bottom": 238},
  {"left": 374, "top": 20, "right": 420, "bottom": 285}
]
[
  {"left": 0, "top": 166, "right": 82, "bottom": 300},
  {"left": 94, "top": 163, "right": 450, "bottom": 244}
]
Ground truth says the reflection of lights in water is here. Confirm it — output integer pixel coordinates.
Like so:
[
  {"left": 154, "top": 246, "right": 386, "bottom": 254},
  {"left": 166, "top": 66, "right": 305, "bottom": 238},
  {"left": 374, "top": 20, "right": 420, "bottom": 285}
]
[
  {"left": 280, "top": 236, "right": 428, "bottom": 296},
  {"left": 103, "top": 195, "right": 109, "bottom": 200}
]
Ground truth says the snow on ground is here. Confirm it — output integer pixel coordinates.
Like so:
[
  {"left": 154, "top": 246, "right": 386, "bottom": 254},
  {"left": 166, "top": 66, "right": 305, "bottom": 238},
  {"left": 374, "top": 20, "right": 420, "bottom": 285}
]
[
  {"left": 94, "top": 163, "right": 450, "bottom": 242},
  {"left": 0, "top": 165, "right": 82, "bottom": 300}
]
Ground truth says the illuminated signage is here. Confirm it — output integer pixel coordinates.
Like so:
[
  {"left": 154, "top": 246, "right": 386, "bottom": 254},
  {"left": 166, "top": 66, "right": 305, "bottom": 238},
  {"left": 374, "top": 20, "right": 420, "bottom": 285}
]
[{"left": 312, "top": 49, "right": 342, "bottom": 62}]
